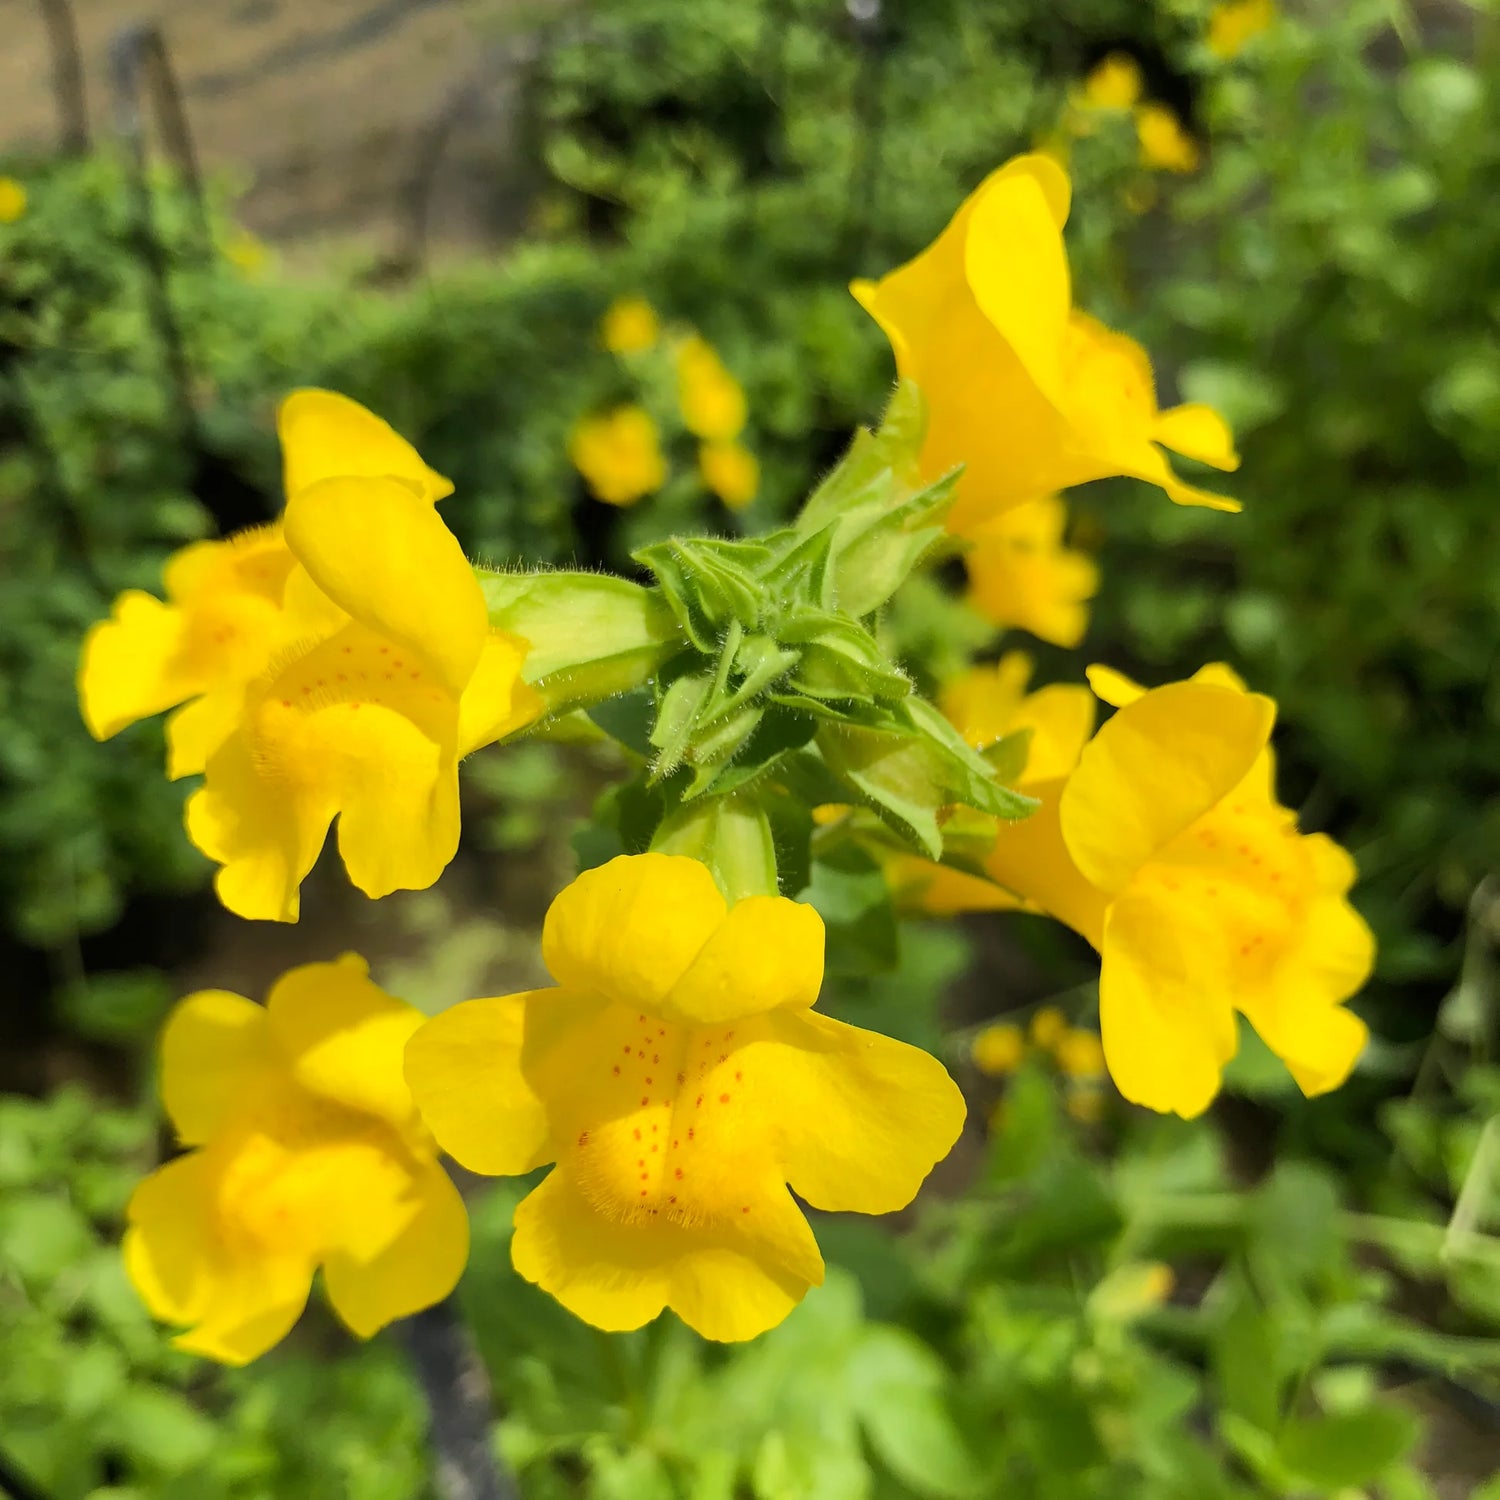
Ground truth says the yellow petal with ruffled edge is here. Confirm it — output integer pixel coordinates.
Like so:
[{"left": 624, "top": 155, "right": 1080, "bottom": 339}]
[
  {"left": 78, "top": 592, "right": 193, "bottom": 740},
  {"left": 659, "top": 897, "right": 825, "bottom": 1025},
  {"left": 1153, "top": 403, "right": 1240, "bottom": 471},
  {"left": 765, "top": 1009, "right": 966, "bottom": 1215},
  {"left": 278, "top": 389, "right": 453, "bottom": 503},
  {"left": 159, "top": 991, "right": 276, "bottom": 1146},
  {"left": 165, "top": 685, "right": 246, "bottom": 779},
  {"left": 322, "top": 1158, "right": 469, "bottom": 1338},
  {"left": 941, "top": 652, "right": 1034, "bottom": 748},
  {"left": 1098, "top": 886, "right": 1240, "bottom": 1117},
  {"left": 541, "top": 854, "right": 727, "bottom": 1013},
  {"left": 964, "top": 159, "right": 1073, "bottom": 409},
  {"left": 123, "top": 1152, "right": 313, "bottom": 1366},
  {"left": 1060, "top": 681, "right": 1275, "bottom": 895},
  {"left": 284, "top": 476, "right": 487, "bottom": 696},
  {"left": 402, "top": 993, "right": 554, "bottom": 1176},
  {"left": 266, "top": 955, "right": 425, "bottom": 1131},
  {"left": 984, "top": 778, "right": 1108, "bottom": 945}
]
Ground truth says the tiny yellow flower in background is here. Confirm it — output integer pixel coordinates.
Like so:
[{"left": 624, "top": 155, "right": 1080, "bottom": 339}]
[
  {"left": 1136, "top": 103, "right": 1201, "bottom": 174},
  {"left": 964, "top": 495, "right": 1099, "bottom": 648},
  {"left": 851, "top": 153, "right": 1239, "bottom": 531},
  {"left": 125, "top": 956, "right": 468, "bottom": 1365},
  {"left": 1090, "top": 1261, "right": 1174, "bottom": 1321},
  {"left": 222, "top": 227, "right": 270, "bottom": 279},
  {"left": 185, "top": 391, "right": 542, "bottom": 922},
  {"left": 405, "top": 853, "right": 966, "bottom": 1342},
  {"left": 985, "top": 663, "right": 1375, "bottom": 1118},
  {"left": 1056, "top": 1027, "right": 1106, "bottom": 1079},
  {"left": 1029, "top": 1005, "right": 1068, "bottom": 1051},
  {"left": 1209, "top": 0, "right": 1276, "bottom": 59},
  {"left": 699, "top": 439, "right": 760, "bottom": 510},
  {"left": 601, "top": 296, "right": 660, "bottom": 355},
  {"left": 676, "top": 336, "right": 748, "bottom": 442},
  {"left": 1080, "top": 53, "right": 1143, "bottom": 113},
  {"left": 971, "top": 1022, "right": 1025, "bottom": 1076},
  {"left": 569, "top": 406, "right": 668, "bottom": 507},
  {"left": 0, "top": 177, "right": 27, "bottom": 223}
]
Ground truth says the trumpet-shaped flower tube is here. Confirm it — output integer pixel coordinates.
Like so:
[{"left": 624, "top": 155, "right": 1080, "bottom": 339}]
[
  {"left": 405, "top": 854, "right": 966, "bottom": 1342},
  {"left": 851, "top": 153, "right": 1239, "bottom": 530},
  {"left": 963, "top": 494, "right": 1098, "bottom": 647},
  {"left": 125, "top": 956, "right": 468, "bottom": 1365},
  {"left": 186, "top": 475, "right": 541, "bottom": 921},
  {"left": 983, "top": 665, "right": 1373, "bottom": 1117}
]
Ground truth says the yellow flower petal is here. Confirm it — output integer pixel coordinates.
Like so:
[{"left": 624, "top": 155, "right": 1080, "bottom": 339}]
[
  {"left": 541, "top": 854, "right": 727, "bottom": 1014},
  {"left": 322, "top": 1159, "right": 469, "bottom": 1338},
  {"left": 984, "top": 777, "right": 1109, "bottom": 945},
  {"left": 1080, "top": 53, "right": 1143, "bottom": 111},
  {"left": 403, "top": 994, "right": 553, "bottom": 1176},
  {"left": 1153, "top": 403, "right": 1241, "bottom": 471},
  {"left": 456, "top": 632, "right": 543, "bottom": 757},
  {"left": 888, "top": 856, "right": 1021, "bottom": 916},
  {"left": 78, "top": 592, "right": 194, "bottom": 740},
  {"left": 278, "top": 389, "right": 453, "bottom": 503},
  {"left": 283, "top": 476, "right": 487, "bottom": 696},
  {"left": 601, "top": 296, "right": 660, "bottom": 355},
  {"left": 265, "top": 956, "right": 425, "bottom": 1131},
  {"left": 165, "top": 685, "right": 247, "bottom": 780},
  {"left": 1085, "top": 664, "right": 1146, "bottom": 707},
  {"left": 661, "top": 897, "right": 825, "bottom": 1025},
  {"left": 767, "top": 1009, "right": 966, "bottom": 1215},
  {"left": 0, "top": 177, "right": 27, "bottom": 223},
  {"left": 699, "top": 440, "right": 760, "bottom": 510},
  {"left": 971, "top": 1022, "right": 1025, "bottom": 1075},
  {"left": 1060, "top": 681, "right": 1275, "bottom": 894},
  {"left": 1098, "top": 886, "right": 1239, "bottom": 1117},
  {"left": 569, "top": 406, "right": 669, "bottom": 507},
  {"left": 159, "top": 991, "right": 276, "bottom": 1146},
  {"left": 964, "top": 495, "right": 1099, "bottom": 648},
  {"left": 124, "top": 1152, "right": 313, "bottom": 1366}
]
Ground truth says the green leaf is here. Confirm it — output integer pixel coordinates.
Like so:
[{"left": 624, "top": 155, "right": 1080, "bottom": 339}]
[
  {"left": 1210, "top": 1269, "right": 1285, "bottom": 1433},
  {"left": 653, "top": 793, "right": 780, "bottom": 901},
  {"left": 806, "top": 843, "right": 899, "bottom": 976},
  {"left": 1275, "top": 1405, "right": 1421, "bottom": 1488}
]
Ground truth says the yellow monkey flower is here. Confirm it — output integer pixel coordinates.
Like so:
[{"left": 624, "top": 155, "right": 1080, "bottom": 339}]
[
  {"left": 971, "top": 1022, "right": 1025, "bottom": 1076},
  {"left": 850, "top": 153, "right": 1239, "bottom": 530},
  {"left": 1209, "top": 0, "right": 1276, "bottom": 60},
  {"left": 1079, "top": 53, "right": 1143, "bottom": 114},
  {"left": 601, "top": 296, "right": 660, "bottom": 354},
  {"left": 676, "top": 336, "right": 748, "bottom": 442},
  {"left": 186, "top": 469, "right": 541, "bottom": 923},
  {"left": 984, "top": 665, "right": 1373, "bottom": 1118},
  {"left": 0, "top": 177, "right": 29, "bottom": 224},
  {"left": 1136, "top": 104, "right": 1201, "bottom": 174},
  {"left": 964, "top": 494, "right": 1098, "bottom": 647},
  {"left": 78, "top": 390, "right": 455, "bottom": 778},
  {"left": 569, "top": 406, "right": 669, "bottom": 507},
  {"left": 699, "top": 439, "right": 760, "bottom": 510},
  {"left": 125, "top": 956, "right": 468, "bottom": 1365},
  {"left": 405, "top": 854, "right": 966, "bottom": 1342}
]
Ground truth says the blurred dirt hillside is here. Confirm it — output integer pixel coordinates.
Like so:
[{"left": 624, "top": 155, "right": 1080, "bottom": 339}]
[{"left": 1, "top": 0, "right": 546, "bottom": 251}]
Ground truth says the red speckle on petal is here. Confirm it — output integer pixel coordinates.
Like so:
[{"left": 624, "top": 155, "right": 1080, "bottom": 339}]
[
  {"left": 640, "top": 1098, "right": 650, "bottom": 1107},
  {"left": 735, "top": 1071, "right": 742, "bottom": 1082},
  {"left": 578, "top": 1131, "right": 590, "bottom": 1146},
  {"left": 674, "top": 1168, "right": 684, "bottom": 1180},
  {"left": 612, "top": 1065, "right": 620, "bottom": 1075},
  {"left": 741, "top": 1206, "right": 750, "bottom": 1214},
  {"left": 633, "top": 1128, "right": 641, "bottom": 1141},
  {"left": 719, "top": 1093, "right": 731, "bottom": 1104}
]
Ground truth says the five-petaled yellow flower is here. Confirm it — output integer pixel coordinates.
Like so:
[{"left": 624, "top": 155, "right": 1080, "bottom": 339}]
[
  {"left": 851, "top": 153, "right": 1239, "bottom": 531},
  {"left": 982, "top": 664, "right": 1373, "bottom": 1117},
  {"left": 0, "top": 177, "right": 28, "bottom": 223},
  {"left": 964, "top": 494, "right": 1098, "bottom": 647},
  {"left": 699, "top": 439, "right": 760, "bottom": 510},
  {"left": 1136, "top": 103, "right": 1201, "bottom": 174},
  {"left": 125, "top": 956, "right": 468, "bottom": 1365},
  {"left": 676, "top": 336, "right": 748, "bottom": 442},
  {"left": 569, "top": 406, "right": 669, "bottom": 507},
  {"left": 601, "top": 296, "right": 660, "bottom": 354},
  {"left": 1209, "top": 0, "right": 1276, "bottom": 60},
  {"left": 180, "top": 391, "right": 540, "bottom": 922},
  {"left": 405, "top": 853, "right": 966, "bottom": 1342}
]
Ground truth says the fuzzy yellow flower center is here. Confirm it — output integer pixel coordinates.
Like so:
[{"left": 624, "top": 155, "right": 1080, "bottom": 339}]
[{"left": 563, "top": 1003, "right": 770, "bottom": 1230}]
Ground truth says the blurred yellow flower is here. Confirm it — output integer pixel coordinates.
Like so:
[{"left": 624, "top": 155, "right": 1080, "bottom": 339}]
[
  {"left": 851, "top": 153, "right": 1238, "bottom": 530},
  {"left": 1209, "top": 0, "right": 1276, "bottom": 59},
  {"left": 971, "top": 1022, "right": 1025, "bottom": 1076},
  {"left": 1136, "top": 103, "right": 1201, "bottom": 173},
  {"left": 569, "top": 406, "right": 668, "bottom": 507},
  {"left": 1066, "top": 1086, "right": 1106, "bottom": 1124},
  {"left": 1056, "top": 1027, "right": 1106, "bottom": 1079},
  {"left": 986, "top": 664, "right": 1374, "bottom": 1117},
  {"left": 676, "top": 336, "right": 747, "bottom": 442},
  {"left": 1080, "top": 53, "right": 1142, "bottom": 113},
  {"left": 125, "top": 956, "right": 468, "bottom": 1365},
  {"left": 964, "top": 495, "right": 1098, "bottom": 647},
  {"left": 0, "top": 177, "right": 27, "bottom": 223},
  {"left": 699, "top": 439, "right": 759, "bottom": 509},
  {"left": 1030, "top": 1005, "right": 1068, "bottom": 1051},
  {"left": 405, "top": 854, "right": 965, "bottom": 1341},
  {"left": 187, "top": 462, "right": 540, "bottom": 922},
  {"left": 602, "top": 296, "right": 660, "bottom": 354},
  {"left": 223, "top": 228, "right": 270, "bottom": 278}
]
